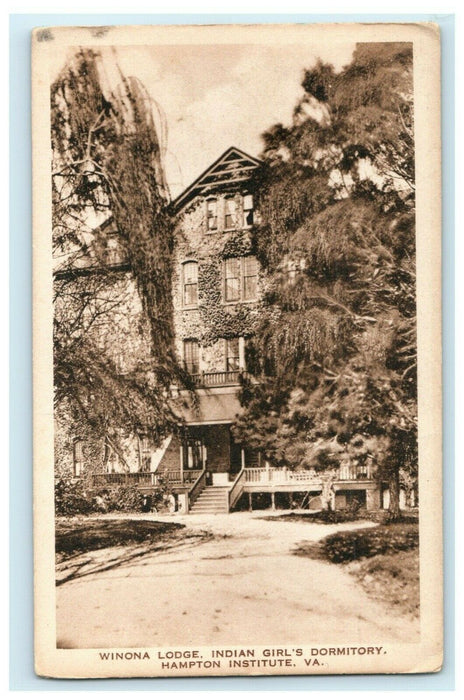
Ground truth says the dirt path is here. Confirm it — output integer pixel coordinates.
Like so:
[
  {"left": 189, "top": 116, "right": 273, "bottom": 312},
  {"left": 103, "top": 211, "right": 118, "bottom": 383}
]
[{"left": 56, "top": 511, "right": 419, "bottom": 649}]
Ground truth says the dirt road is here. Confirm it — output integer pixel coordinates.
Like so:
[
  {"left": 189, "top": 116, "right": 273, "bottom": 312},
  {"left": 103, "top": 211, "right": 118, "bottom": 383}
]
[{"left": 56, "top": 511, "right": 419, "bottom": 649}]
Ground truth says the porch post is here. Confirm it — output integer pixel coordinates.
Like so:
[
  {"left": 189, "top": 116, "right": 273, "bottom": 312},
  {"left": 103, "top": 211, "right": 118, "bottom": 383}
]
[
  {"left": 330, "top": 490, "right": 336, "bottom": 511},
  {"left": 271, "top": 492, "right": 276, "bottom": 510},
  {"left": 248, "top": 493, "right": 253, "bottom": 511},
  {"left": 202, "top": 444, "right": 207, "bottom": 470},
  {"left": 179, "top": 443, "right": 183, "bottom": 483},
  {"left": 241, "top": 448, "right": 245, "bottom": 470}
]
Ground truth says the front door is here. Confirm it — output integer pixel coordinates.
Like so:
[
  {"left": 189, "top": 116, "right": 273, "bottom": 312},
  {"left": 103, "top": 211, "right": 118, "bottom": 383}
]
[{"left": 229, "top": 432, "right": 242, "bottom": 476}]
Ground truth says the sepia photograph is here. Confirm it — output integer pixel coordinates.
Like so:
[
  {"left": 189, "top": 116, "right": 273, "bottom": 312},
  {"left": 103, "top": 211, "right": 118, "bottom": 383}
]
[{"left": 32, "top": 22, "right": 442, "bottom": 678}]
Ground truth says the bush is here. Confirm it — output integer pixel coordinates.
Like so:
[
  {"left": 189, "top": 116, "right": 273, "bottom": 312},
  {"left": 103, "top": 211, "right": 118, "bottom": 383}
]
[
  {"left": 55, "top": 478, "right": 95, "bottom": 516},
  {"left": 55, "top": 478, "right": 159, "bottom": 515},
  {"left": 321, "top": 523, "right": 419, "bottom": 563},
  {"left": 313, "top": 508, "right": 361, "bottom": 524},
  {"left": 357, "top": 509, "right": 419, "bottom": 525},
  {"left": 94, "top": 485, "right": 144, "bottom": 513}
]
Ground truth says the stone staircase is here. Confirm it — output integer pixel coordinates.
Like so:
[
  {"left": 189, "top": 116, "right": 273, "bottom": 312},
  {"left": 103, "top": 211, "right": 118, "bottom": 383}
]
[{"left": 189, "top": 485, "right": 230, "bottom": 514}]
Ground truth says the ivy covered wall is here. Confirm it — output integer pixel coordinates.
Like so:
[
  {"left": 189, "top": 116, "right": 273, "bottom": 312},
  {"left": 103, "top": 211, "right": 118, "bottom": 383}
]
[{"left": 173, "top": 193, "right": 267, "bottom": 371}]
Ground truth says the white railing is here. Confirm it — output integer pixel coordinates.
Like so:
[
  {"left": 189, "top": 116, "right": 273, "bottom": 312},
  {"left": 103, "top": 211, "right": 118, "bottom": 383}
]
[
  {"left": 338, "top": 464, "right": 374, "bottom": 480},
  {"left": 228, "top": 469, "right": 246, "bottom": 510},
  {"left": 244, "top": 466, "right": 374, "bottom": 484},
  {"left": 188, "top": 470, "right": 207, "bottom": 508},
  {"left": 164, "top": 469, "right": 203, "bottom": 485},
  {"left": 244, "top": 468, "right": 319, "bottom": 484},
  {"left": 91, "top": 472, "right": 159, "bottom": 486},
  {"left": 191, "top": 370, "right": 244, "bottom": 387}
]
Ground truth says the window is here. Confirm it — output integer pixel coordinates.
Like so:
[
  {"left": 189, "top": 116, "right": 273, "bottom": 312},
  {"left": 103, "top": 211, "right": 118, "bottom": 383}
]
[
  {"left": 225, "top": 338, "right": 240, "bottom": 371},
  {"left": 243, "top": 256, "right": 258, "bottom": 301},
  {"left": 224, "top": 197, "right": 237, "bottom": 229},
  {"left": 183, "top": 340, "right": 200, "bottom": 374},
  {"left": 182, "top": 261, "right": 198, "bottom": 306},
  {"left": 73, "top": 439, "right": 83, "bottom": 477},
  {"left": 140, "top": 436, "right": 151, "bottom": 473},
  {"left": 206, "top": 198, "right": 217, "bottom": 231},
  {"left": 104, "top": 440, "right": 119, "bottom": 474},
  {"left": 106, "top": 237, "right": 120, "bottom": 264},
  {"left": 243, "top": 194, "right": 254, "bottom": 227},
  {"left": 224, "top": 256, "right": 258, "bottom": 302},
  {"left": 224, "top": 258, "right": 241, "bottom": 302}
]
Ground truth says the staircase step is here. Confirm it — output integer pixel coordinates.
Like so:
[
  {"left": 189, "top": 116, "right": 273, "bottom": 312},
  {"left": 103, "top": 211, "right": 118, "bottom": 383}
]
[
  {"left": 189, "top": 484, "right": 232, "bottom": 514},
  {"left": 194, "top": 496, "right": 228, "bottom": 502}
]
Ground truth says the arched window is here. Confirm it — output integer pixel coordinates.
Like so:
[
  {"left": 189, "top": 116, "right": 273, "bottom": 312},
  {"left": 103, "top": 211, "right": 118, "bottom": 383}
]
[{"left": 182, "top": 261, "right": 198, "bottom": 307}]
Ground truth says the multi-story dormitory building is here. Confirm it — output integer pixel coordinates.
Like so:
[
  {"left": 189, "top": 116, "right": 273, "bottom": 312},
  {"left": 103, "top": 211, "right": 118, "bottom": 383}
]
[{"left": 57, "top": 146, "right": 408, "bottom": 513}]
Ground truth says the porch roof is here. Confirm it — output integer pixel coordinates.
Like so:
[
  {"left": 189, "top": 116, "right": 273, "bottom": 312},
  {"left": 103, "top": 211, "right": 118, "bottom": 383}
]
[{"left": 177, "top": 392, "right": 242, "bottom": 424}]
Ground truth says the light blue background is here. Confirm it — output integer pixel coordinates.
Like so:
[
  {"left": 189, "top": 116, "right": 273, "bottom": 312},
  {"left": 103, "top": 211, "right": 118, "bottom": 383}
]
[{"left": 10, "top": 12, "right": 454, "bottom": 691}]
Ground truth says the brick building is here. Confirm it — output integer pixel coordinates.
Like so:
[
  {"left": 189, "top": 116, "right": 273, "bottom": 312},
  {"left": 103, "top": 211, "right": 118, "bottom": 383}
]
[{"left": 60, "top": 147, "right": 396, "bottom": 513}]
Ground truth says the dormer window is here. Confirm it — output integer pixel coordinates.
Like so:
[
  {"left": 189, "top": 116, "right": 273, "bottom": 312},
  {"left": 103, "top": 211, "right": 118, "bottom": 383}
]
[
  {"left": 224, "top": 197, "right": 237, "bottom": 230},
  {"left": 182, "top": 261, "right": 198, "bottom": 307},
  {"left": 243, "top": 194, "right": 254, "bottom": 227},
  {"left": 206, "top": 198, "right": 217, "bottom": 231}
]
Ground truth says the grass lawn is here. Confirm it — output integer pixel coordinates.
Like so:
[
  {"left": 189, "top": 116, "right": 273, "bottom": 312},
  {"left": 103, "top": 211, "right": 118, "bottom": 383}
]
[
  {"left": 261, "top": 511, "right": 362, "bottom": 524},
  {"left": 294, "top": 520, "right": 419, "bottom": 618},
  {"left": 262, "top": 510, "right": 419, "bottom": 525},
  {"left": 347, "top": 549, "right": 420, "bottom": 617},
  {"left": 55, "top": 517, "right": 186, "bottom": 558}
]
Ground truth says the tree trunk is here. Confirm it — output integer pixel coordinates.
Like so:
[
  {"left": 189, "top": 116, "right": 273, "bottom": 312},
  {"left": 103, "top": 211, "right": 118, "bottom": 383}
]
[
  {"left": 320, "top": 473, "right": 335, "bottom": 511},
  {"left": 388, "top": 470, "right": 401, "bottom": 518}
]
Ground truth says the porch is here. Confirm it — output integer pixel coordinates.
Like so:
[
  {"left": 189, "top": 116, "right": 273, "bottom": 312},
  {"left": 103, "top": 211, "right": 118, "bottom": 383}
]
[{"left": 91, "top": 464, "right": 378, "bottom": 513}]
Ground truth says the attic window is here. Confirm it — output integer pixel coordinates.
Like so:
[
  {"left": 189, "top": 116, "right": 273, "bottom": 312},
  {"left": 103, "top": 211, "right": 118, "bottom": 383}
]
[
  {"left": 224, "top": 197, "right": 237, "bottom": 230},
  {"left": 243, "top": 194, "right": 254, "bottom": 227},
  {"left": 206, "top": 199, "right": 217, "bottom": 231}
]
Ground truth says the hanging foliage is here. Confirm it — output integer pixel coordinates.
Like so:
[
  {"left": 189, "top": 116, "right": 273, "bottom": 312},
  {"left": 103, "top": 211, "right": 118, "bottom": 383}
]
[
  {"left": 234, "top": 42, "right": 417, "bottom": 516},
  {"left": 52, "top": 49, "right": 191, "bottom": 456}
]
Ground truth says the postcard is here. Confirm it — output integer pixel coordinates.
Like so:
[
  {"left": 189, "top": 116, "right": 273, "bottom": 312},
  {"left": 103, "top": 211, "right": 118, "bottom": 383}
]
[{"left": 32, "top": 22, "right": 442, "bottom": 678}]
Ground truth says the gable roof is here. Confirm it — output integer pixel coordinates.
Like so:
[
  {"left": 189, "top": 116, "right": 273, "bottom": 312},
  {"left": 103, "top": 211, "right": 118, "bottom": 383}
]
[{"left": 173, "top": 146, "right": 262, "bottom": 211}]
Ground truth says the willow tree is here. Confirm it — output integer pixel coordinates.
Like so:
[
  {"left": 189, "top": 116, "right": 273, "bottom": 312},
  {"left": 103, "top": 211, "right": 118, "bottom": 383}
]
[
  {"left": 233, "top": 43, "right": 416, "bottom": 516},
  {"left": 52, "top": 49, "right": 190, "bottom": 469}
]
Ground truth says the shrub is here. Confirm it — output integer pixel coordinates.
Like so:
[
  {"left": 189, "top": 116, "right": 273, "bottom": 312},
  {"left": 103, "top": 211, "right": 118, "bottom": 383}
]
[
  {"left": 55, "top": 478, "right": 95, "bottom": 516},
  {"left": 55, "top": 478, "right": 162, "bottom": 515},
  {"left": 94, "top": 485, "right": 144, "bottom": 513},
  {"left": 321, "top": 524, "right": 419, "bottom": 563},
  {"left": 313, "top": 508, "right": 362, "bottom": 524}
]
